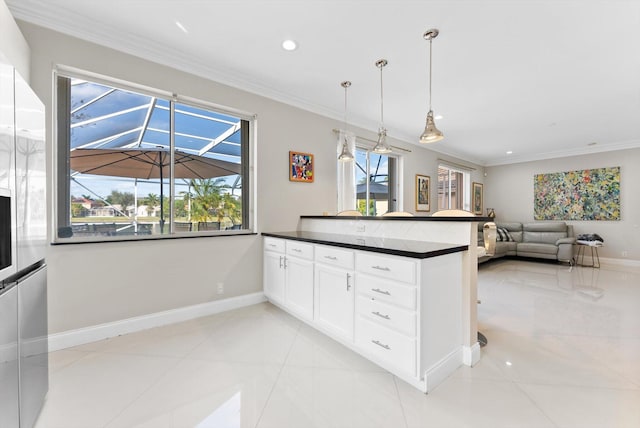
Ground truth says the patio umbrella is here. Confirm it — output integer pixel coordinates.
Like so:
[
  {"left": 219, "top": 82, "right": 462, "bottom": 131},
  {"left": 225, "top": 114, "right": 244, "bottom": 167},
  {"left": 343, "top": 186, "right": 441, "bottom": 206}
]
[
  {"left": 356, "top": 182, "right": 389, "bottom": 200},
  {"left": 70, "top": 147, "right": 241, "bottom": 229}
]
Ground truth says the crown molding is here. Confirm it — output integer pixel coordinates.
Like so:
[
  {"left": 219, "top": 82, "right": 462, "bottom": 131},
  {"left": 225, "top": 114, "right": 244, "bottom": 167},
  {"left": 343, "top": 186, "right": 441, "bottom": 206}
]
[
  {"left": 485, "top": 139, "right": 640, "bottom": 167},
  {"left": 8, "top": 2, "right": 341, "bottom": 120}
]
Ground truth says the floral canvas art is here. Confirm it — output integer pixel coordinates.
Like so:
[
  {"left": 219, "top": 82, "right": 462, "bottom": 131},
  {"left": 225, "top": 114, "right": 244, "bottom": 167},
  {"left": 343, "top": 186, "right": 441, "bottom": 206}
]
[{"left": 534, "top": 166, "right": 620, "bottom": 220}]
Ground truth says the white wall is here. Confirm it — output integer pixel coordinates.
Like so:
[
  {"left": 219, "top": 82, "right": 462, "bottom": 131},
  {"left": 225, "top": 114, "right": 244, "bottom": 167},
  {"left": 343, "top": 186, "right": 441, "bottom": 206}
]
[
  {"left": 18, "top": 21, "right": 483, "bottom": 334},
  {"left": 0, "top": 0, "right": 29, "bottom": 79},
  {"left": 484, "top": 148, "right": 640, "bottom": 261}
]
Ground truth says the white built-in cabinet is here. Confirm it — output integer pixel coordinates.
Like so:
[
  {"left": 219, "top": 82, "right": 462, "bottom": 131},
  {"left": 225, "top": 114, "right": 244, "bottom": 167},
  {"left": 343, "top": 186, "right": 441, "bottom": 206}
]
[
  {"left": 263, "top": 238, "right": 314, "bottom": 321},
  {"left": 263, "top": 235, "right": 463, "bottom": 393},
  {"left": 314, "top": 245, "right": 355, "bottom": 342}
]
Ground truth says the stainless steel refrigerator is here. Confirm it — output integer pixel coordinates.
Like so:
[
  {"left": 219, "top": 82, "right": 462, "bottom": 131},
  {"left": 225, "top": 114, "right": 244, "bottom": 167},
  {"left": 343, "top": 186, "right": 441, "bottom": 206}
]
[{"left": 0, "top": 53, "right": 48, "bottom": 428}]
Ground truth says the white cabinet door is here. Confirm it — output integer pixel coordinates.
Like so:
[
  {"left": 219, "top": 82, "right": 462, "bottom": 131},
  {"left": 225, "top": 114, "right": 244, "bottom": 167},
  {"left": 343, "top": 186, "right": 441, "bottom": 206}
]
[
  {"left": 264, "top": 250, "right": 285, "bottom": 305},
  {"left": 315, "top": 263, "right": 354, "bottom": 341},
  {"left": 285, "top": 256, "right": 314, "bottom": 321}
]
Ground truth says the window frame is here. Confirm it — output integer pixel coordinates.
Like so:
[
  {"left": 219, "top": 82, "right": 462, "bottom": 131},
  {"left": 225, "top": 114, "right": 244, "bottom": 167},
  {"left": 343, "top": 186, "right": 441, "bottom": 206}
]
[
  {"left": 52, "top": 66, "right": 256, "bottom": 243},
  {"left": 437, "top": 163, "right": 471, "bottom": 212},
  {"left": 353, "top": 143, "right": 402, "bottom": 216}
]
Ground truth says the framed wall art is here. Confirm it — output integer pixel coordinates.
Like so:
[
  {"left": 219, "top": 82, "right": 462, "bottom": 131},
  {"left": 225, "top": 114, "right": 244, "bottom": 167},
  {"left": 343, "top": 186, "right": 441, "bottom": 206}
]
[
  {"left": 289, "top": 151, "right": 314, "bottom": 182},
  {"left": 415, "top": 174, "right": 430, "bottom": 212},
  {"left": 533, "top": 166, "right": 620, "bottom": 220},
  {"left": 472, "top": 182, "right": 483, "bottom": 215}
]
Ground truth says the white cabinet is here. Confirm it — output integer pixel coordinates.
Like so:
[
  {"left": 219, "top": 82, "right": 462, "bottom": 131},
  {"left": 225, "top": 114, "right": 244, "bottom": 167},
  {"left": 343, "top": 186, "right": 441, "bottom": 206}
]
[
  {"left": 355, "top": 253, "right": 418, "bottom": 377},
  {"left": 263, "top": 237, "right": 314, "bottom": 321},
  {"left": 314, "top": 262, "right": 354, "bottom": 341},
  {"left": 284, "top": 241, "right": 314, "bottom": 321},
  {"left": 263, "top": 240, "right": 285, "bottom": 305},
  {"left": 262, "top": 235, "right": 464, "bottom": 393},
  {"left": 314, "top": 245, "right": 355, "bottom": 341}
]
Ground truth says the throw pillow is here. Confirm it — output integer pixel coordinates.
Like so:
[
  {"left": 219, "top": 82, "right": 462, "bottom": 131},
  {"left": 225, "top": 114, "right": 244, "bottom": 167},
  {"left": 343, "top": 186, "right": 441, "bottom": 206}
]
[{"left": 496, "top": 227, "right": 514, "bottom": 242}]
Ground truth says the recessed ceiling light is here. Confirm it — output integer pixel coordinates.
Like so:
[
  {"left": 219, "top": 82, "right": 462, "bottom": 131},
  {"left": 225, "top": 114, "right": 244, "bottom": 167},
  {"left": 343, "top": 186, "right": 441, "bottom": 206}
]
[
  {"left": 175, "top": 21, "right": 188, "bottom": 34},
  {"left": 505, "top": 361, "right": 513, "bottom": 366},
  {"left": 282, "top": 39, "right": 298, "bottom": 51},
  {"left": 506, "top": 150, "right": 513, "bottom": 154}
]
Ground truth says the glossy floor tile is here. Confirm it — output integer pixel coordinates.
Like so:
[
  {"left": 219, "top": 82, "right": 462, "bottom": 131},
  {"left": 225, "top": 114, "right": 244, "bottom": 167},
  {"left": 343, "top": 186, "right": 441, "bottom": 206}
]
[{"left": 34, "top": 260, "right": 640, "bottom": 428}]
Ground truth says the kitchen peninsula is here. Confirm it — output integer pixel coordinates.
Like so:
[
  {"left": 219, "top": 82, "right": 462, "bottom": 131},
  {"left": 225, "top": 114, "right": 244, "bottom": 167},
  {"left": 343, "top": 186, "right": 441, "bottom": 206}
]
[{"left": 263, "top": 215, "right": 489, "bottom": 393}]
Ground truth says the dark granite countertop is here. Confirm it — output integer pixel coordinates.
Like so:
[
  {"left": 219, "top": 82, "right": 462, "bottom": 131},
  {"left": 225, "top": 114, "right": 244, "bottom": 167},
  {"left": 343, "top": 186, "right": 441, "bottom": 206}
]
[{"left": 262, "top": 231, "right": 468, "bottom": 259}]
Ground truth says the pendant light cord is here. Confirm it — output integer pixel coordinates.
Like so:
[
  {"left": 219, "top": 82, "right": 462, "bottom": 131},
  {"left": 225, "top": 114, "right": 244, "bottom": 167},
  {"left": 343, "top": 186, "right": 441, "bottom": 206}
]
[
  {"left": 428, "top": 37, "right": 433, "bottom": 111},
  {"left": 344, "top": 84, "right": 348, "bottom": 132},
  {"left": 379, "top": 63, "right": 384, "bottom": 127}
]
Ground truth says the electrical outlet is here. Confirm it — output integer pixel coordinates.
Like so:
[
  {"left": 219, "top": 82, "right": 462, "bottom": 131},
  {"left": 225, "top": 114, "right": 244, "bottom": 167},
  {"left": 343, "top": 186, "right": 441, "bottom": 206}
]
[
  {"left": 356, "top": 224, "right": 365, "bottom": 232},
  {"left": 217, "top": 282, "right": 224, "bottom": 294},
  {"left": 622, "top": 251, "right": 628, "bottom": 257}
]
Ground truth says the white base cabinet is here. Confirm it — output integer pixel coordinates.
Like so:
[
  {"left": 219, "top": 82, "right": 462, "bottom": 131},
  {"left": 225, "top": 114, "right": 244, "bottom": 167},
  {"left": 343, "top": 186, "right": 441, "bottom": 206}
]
[
  {"left": 263, "top": 237, "right": 314, "bottom": 321},
  {"left": 263, "top": 236, "right": 464, "bottom": 393}
]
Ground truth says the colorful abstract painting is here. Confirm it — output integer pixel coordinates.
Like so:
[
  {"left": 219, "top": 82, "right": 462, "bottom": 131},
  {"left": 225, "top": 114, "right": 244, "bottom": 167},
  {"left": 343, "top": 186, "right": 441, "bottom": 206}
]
[{"left": 534, "top": 167, "right": 620, "bottom": 220}]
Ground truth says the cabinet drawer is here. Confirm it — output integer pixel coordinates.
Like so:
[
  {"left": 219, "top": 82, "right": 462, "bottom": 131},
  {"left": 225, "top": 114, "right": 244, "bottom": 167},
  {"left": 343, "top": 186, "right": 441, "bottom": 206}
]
[
  {"left": 264, "top": 237, "right": 285, "bottom": 253},
  {"left": 286, "top": 241, "right": 314, "bottom": 260},
  {"left": 315, "top": 245, "right": 354, "bottom": 270},
  {"left": 355, "top": 274, "right": 416, "bottom": 310},
  {"left": 356, "top": 253, "right": 416, "bottom": 285},
  {"left": 356, "top": 316, "right": 416, "bottom": 377},
  {"left": 357, "top": 295, "right": 416, "bottom": 337}
]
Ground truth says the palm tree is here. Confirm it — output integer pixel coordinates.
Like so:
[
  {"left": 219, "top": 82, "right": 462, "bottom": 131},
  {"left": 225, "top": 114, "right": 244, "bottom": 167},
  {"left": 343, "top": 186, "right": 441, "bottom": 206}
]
[
  {"left": 145, "top": 193, "right": 159, "bottom": 217},
  {"left": 190, "top": 178, "right": 228, "bottom": 221}
]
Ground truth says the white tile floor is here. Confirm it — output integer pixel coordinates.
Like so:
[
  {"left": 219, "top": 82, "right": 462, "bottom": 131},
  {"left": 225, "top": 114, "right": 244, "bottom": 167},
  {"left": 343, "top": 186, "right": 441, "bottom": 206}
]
[{"left": 35, "top": 259, "right": 640, "bottom": 428}]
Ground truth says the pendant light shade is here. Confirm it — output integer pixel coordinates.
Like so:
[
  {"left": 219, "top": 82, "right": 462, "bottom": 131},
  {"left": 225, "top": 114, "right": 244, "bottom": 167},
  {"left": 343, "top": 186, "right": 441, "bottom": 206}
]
[
  {"left": 419, "top": 29, "right": 444, "bottom": 144},
  {"left": 373, "top": 59, "right": 392, "bottom": 154},
  {"left": 420, "top": 110, "right": 444, "bottom": 143},
  {"left": 338, "top": 81, "right": 355, "bottom": 161}
]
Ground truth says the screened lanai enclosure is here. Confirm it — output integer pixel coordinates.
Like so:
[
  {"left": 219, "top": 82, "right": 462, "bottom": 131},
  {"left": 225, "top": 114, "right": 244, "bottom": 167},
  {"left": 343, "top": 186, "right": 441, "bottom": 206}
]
[{"left": 55, "top": 75, "right": 250, "bottom": 240}]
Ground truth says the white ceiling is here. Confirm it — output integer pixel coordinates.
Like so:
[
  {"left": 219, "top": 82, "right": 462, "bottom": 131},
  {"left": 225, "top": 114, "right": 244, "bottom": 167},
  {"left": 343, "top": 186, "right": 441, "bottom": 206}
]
[{"left": 8, "top": 0, "right": 640, "bottom": 166}]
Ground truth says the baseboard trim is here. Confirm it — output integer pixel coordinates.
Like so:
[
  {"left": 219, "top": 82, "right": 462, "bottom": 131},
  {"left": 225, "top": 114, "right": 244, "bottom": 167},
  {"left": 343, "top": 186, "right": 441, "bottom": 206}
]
[
  {"left": 424, "top": 347, "right": 464, "bottom": 392},
  {"left": 592, "top": 257, "right": 640, "bottom": 268},
  {"left": 462, "top": 342, "right": 481, "bottom": 366},
  {"left": 48, "top": 292, "right": 267, "bottom": 352}
]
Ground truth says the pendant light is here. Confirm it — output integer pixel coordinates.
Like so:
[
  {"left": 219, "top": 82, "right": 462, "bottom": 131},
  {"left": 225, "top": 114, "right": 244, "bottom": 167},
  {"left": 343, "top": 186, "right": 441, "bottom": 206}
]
[
  {"left": 338, "top": 81, "right": 355, "bottom": 162},
  {"left": 419, "top": 29, "right": 444, "bottom": 144},
  {"left": 372, "top": 59, "right": 392, "bottom": 154}
]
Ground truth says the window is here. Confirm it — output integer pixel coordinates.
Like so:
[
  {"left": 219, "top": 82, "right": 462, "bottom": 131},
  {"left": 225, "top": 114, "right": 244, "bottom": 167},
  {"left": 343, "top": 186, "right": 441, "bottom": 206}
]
[
  {"left": 54, "top": 72, "right": 252, "bottom": 242},
  {"left": 437, "top": 164, "right": 470, "bottom": 211},
  {"left": 355, "top": 147, "right": 399, "bottom": 215}
]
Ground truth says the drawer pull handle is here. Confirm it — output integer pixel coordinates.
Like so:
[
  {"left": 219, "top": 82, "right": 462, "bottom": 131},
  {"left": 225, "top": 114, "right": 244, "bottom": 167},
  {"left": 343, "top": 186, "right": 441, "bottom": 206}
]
[
  {"left": 292, "top": 248, "right": 302, "bottom": 253},
  {"left": 372, "top": 339, "right": 391, "bottom": 350},
  {"left": 269, "top": 244, "right": 277, "bottom": 247},
  {"left": 372, "top": 311, "right": 390, "bottom": 320},
  {"left": 279, "top": 256, "right": 283, "bottom": 268},
  {"left": 324, "top": 255, "right": 338, "bottom": 260},
  {"left": 372, "top": 265, "right": 391, "bottom": 272},
  {"left": 372, "top": 288, "right": 391, "bottom": 296}
]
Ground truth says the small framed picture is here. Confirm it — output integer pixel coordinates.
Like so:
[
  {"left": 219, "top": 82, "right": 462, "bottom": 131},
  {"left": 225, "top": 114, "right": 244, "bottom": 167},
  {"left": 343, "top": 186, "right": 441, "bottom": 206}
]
[
  {"left": 415, "top": 174, "right": 430, "bottom": 212},
  {"left": 472, "top": 182, "right": 483, "bottom": 215},
  {"left": 289, "top": 151, "right": 314, "bottom": 182}
]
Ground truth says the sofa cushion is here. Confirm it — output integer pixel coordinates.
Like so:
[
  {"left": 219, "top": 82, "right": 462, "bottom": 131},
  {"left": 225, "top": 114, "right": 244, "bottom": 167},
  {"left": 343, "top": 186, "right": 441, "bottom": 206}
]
[
  {"left": 496, "top": 227, "right": 514, "bottom": 242},
  {"left": 517, "top": 242, "right": 558, "bottom": 255},
  {"left": 523, "top": 222, "right": 568, "bottom": 244},
  {"left": 495, "top": 241, "right": 517, "bottom": 256},
  {"left": 496, "top": 222, "right": 523, "bottom": 242}
]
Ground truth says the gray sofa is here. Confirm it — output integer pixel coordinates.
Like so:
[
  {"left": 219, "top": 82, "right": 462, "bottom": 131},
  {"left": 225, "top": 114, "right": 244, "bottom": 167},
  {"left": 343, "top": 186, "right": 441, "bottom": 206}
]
[{"left": 479, "top": 221, "right": 575, "bottom": 264}]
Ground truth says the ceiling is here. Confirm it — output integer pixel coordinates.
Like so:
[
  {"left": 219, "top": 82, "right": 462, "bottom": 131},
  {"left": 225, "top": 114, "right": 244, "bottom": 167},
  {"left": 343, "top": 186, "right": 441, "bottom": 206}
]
[{"left": 7, "top": 0, "right": 640, "bottom": 166}]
